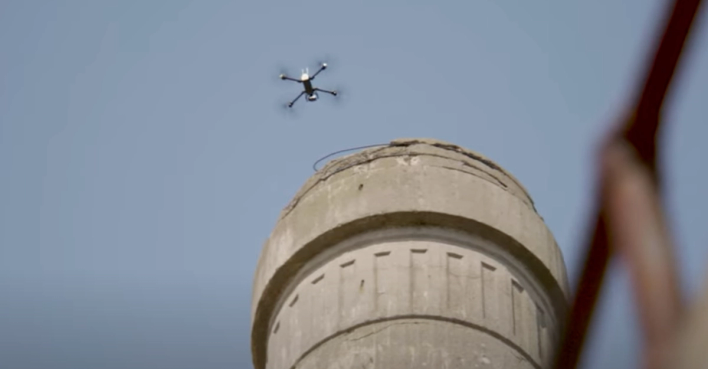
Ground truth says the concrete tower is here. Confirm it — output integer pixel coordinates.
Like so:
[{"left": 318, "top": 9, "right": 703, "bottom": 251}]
[{"left": 251, "top": 138, "right": 570, "bottom": 369}]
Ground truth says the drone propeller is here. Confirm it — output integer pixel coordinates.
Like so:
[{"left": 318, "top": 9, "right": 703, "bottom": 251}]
[
  {"left": 275, "top": 98, "right": 299, "bottom": 119},
  {"left": 275, "top": 64, "right": 295, "bottom": 82},
  {"left": 334, "top": 87, "right": 346, "bottom": 104},
  {"left": 311, "top": 54, "right": 337, "bottom": 71},
  {"left": 328, "top": 85, "right": 348, "bottom": 109}
]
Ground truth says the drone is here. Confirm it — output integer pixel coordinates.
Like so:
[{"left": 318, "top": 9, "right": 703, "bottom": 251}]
[{"left": 279, "top": 62, "right": 338, "bottom": 108}]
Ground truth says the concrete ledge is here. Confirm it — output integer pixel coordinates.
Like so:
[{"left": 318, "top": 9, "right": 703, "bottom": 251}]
[
  {"left": 251, "top": 212, "right": 568, "bottom": 369},
  {"left": 265, "top": 227, "right": 563, "bottom": 369}
]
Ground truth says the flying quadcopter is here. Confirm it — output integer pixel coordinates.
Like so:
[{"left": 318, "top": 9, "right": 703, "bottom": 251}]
[{"left": 279, "top": 62, "right": 338, "bottom": 108}]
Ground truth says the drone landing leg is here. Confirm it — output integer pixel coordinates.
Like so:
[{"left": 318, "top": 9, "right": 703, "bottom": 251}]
[
  {"left": 288, "top": 91, "right": 305, "bottom": 107},
  {"left": 314, "top": 88, "right": 337, "bottom": 96}
]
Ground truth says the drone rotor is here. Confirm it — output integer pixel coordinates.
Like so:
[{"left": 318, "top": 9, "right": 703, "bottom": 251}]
[
  {"left": 275, "top": 64, "right": 295, "bottom": 82},
  {"left": 276, "top": 99, "right": 298, "bottom": 119},
  {"left": 312, "top": 54, "right": 336, "bottom": 71},
  {"left": 329, "top": 85, "right": 348, "bottom": 108}
]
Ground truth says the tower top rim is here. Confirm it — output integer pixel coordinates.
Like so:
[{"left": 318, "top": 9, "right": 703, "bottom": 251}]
[{"left": 308, "top": 137, "right": 536, "bottom": 215}]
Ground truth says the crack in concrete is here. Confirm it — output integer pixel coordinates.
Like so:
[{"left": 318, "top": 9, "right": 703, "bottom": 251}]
[
  {"left": 286, "top": 315, "right": 542, "bottom": 369},
  {"left": 391, "top": 140, "right": 505, "bottom": 173},
  {"left": 345, "top": 321, "right": 429, "bottom": 342},
  {"left": 440, "top": 165, "right": 509, "bottom": 190}
]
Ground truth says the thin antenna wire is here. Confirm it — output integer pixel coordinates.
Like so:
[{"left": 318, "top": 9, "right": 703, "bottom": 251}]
[{"left": 312, "top": 143, "right": 389, "bottom": 172}]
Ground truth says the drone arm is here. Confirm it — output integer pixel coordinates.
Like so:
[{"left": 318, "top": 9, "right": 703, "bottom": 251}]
[
  {"left": 314, "top": 87, "right": 337, "bottom": 96},
  {"left": 280, "top": 75, "right": 302, "bottom": 83},
  {"left": 309, "top": 65, "right": 326, "bottom": 80},
  {"left": 288, "top": 91, "right": 305, "bottom": 107}
]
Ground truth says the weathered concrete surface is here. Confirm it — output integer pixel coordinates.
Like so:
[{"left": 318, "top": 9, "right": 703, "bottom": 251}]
[{"left": 251, "top": 138, "right": 570, "bottom": 369}]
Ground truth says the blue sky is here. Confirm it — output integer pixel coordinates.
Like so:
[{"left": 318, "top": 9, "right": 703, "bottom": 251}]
[{"left": 1, "top": 1, "right": 707, "bottom": 368}]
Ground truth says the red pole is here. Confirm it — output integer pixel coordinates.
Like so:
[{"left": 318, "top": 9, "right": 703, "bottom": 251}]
[{"left": 552, "top": 1, "right": 704, "bottom": 368}]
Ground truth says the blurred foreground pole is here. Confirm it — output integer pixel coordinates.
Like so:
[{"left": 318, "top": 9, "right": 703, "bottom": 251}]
[{"left": 552, "top": 0, "right": 704, "bottom": 368}]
